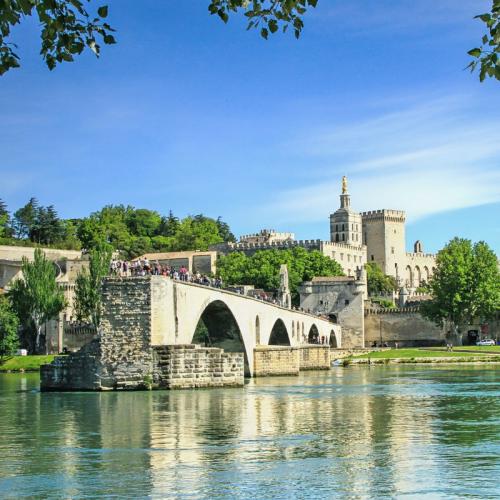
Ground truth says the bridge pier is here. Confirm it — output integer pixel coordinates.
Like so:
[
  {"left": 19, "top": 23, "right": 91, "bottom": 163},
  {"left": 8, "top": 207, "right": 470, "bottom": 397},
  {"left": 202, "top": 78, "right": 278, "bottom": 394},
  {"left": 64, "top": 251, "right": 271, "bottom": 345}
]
[{"left": 41, "top": 277, "right": 341, "bottom": 390}]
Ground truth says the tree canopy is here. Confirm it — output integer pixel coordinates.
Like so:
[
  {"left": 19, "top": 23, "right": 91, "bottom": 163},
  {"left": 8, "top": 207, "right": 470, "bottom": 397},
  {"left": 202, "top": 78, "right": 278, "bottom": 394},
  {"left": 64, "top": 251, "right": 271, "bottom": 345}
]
[
  {"left": 365, "top": 262, "right": 398, "bottom": 297},
  {"left": 1, "top": 1, "right": 497, "bottom": 81},
  {"left": 421, "top": 238, "right": 500, "bottom": 339},
  {"left": 0, "top": 198, "right": 235, "bottom": 259},
  {"left": 217, "top": 247, "right": 344, "bottom": 303},
  {"left": 0, "top": 0, "right": 115, "bottom": 75}
]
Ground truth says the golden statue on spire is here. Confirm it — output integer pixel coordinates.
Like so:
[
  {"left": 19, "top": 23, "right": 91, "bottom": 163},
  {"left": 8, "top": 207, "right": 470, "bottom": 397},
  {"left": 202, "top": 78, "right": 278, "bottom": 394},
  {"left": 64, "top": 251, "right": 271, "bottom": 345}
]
[{"left": 342, "top": 175, "right": 348, "bottom": 194}]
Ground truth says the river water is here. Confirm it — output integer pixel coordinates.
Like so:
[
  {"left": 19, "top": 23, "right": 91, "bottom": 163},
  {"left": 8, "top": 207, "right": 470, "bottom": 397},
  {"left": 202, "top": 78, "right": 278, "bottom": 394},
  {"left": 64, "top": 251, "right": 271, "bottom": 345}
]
[{"left": 1, "top": 365, "right": 500, "bottom": 499}]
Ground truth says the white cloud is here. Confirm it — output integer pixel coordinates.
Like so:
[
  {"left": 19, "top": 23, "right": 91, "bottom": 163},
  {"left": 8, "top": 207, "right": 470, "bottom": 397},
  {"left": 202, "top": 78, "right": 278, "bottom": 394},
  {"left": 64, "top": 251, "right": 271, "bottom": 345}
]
[{"left": 263, "top": 94, "right": 500, "bottom": 224}]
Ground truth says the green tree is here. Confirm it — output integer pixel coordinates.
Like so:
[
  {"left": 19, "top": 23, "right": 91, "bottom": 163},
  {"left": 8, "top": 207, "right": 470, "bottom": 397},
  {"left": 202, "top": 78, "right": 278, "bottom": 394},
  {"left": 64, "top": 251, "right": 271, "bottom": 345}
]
[
  {"left": 421, "top": 238, "right": 500, "bottom": 342},
  {"left": 8, "top": 248, "right": 66, "bottom": 352},
  {"left": 12, "top": 197, "right": 38, "bottom": 239},
  {"left": 2, "top": 1, "right": 498, "bottom": 82},
  {"left": 216, "top": 216, "right": 236, "bottom": 242},
  {"left": 0, "top": 0, "right": 115, "bottom": 75},
  {"left": 31, "top": 204, "right": 64, "bottom": 245},
  {"left": 0, "top": 198, "right": 10, "bottom": 238},
  {"left": 366, "top": 262, "right": 398, "bottom": 296},
  {"left": 126, "top": 208, "right": 161, "bottom": 238},
  {"left": 217, "top": 247, "right": 343, "bottom": 303},
  {"left": 74, "top": 244, "right": 112, "bottom": 328},
  {"left": 209, "top": 0, "right": 318, "bottom": 39},
  {"left": 173, "top": 215, "right": 224, "bottom": 251},
  {"left": 467, "top": 0, "right": 500, "bottom": 81},
  {"left": 158, "top": 210, "right": 180, "bottom": 237},
  {"left": 0, "top": 296, "right": 19, "bottom": 358}
]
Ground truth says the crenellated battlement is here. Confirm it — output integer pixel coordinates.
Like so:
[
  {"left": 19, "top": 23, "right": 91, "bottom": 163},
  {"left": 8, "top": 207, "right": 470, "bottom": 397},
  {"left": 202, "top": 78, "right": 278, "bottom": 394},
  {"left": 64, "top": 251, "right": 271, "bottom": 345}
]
[
  {"left": 239, "top": 229, "right": 295, "bottom": 244},
  {"left": 406, "top": 252, "right": 436, "bottom": 259},
  {"left": 361, "top": 209, "right": 406, "bottom": 222},
  {"left": 225, "top": 239, "right": 322, "bottom": 251},
  {"left": 320, "top": 241, "right": 366, "bottom": 252}
]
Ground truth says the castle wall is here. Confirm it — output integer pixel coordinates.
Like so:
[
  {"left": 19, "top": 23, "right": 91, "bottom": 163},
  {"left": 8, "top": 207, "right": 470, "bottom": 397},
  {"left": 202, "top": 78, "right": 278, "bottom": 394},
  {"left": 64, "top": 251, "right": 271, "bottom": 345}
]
[
  {"left": 319, "top": 241, "right": 366, "bottom": 276},
  {"left": 404, "top": 253, "right": 436, "bottom": 288},
  {"left": 299, "top": 277, "right": 365, "bottom": 348},
  {"left": 361, "top": 210, "right": 406, "bottom": 278},
  {"left": 364, "top": 309, "right": 445, "bottom": 347}
]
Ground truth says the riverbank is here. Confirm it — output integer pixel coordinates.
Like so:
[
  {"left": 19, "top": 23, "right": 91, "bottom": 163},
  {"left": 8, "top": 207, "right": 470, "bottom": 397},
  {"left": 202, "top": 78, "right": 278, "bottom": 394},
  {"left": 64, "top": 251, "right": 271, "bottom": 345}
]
[
  {"left": 0, "top": 355, "right": 57, "bottom": 372},
  {"left": 346, "top": 348, "right": 500, "bottom": 365}
]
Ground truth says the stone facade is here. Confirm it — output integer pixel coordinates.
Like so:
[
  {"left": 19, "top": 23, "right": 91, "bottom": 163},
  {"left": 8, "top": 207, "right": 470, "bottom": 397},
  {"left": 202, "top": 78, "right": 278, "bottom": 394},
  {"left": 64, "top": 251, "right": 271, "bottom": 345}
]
[
  {"left": 298, "top": 273, "right": 367, "bottom": 348},
  {"left": 213, "top": 178, "right": 437, "bottom": 287},
  {"left": 41, "top": 278, "right": 244, "bottom": 390},
  {"left": 153, "top": 345, "right": 243, "bottom": 389},
  {"left": 253, "top": 345, "right": 331, "bottom": 376},
  {"left": 299, "top": 345, "right": 331, "bottom": 371},
  {"left": 239, "top": 229, "right": 295, "bottom": 244},
  {"left": 253, "top": 346, "right": 299, "bottom": 376},
  {"left": 364, "top": 308, "right": 446, "bottom": 347},
  {"left": 361, "top": 210, "right": 436, "bottom": 289}
]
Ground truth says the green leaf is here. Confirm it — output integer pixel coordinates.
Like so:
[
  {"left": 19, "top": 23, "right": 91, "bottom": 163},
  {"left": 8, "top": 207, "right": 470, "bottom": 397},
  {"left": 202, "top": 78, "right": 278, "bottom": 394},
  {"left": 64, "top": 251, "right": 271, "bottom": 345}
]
[
  {"left": 468, "top": 48, "right": 482, "bottom": 58},
  {"left": 261, "top": 27, "right": 269, "bottom": 39},
  {"left": 97, "top": 6, "right": 108, "bottom": 18}
]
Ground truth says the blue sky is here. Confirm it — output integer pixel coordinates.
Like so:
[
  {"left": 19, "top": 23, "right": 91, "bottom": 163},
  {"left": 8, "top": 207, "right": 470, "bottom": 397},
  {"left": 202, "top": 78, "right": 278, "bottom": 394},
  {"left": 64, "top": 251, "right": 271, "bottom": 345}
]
[{"left": 1, "top": 0, "right": 499, "bottom": 254}]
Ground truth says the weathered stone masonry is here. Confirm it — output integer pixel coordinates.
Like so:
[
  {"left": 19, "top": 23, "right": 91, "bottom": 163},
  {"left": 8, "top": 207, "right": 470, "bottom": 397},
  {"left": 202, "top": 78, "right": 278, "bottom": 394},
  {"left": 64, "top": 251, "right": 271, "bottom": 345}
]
[{"left": 41, "top": 278, "right": 244, "bottom": 391}]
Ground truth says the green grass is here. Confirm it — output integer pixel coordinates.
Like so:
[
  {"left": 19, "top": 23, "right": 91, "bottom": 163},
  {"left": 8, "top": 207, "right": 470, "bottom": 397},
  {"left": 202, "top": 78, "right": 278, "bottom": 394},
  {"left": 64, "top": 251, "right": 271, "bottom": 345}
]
[
  {"left": 0, "top": 355, "right": 58, "bottom": 372},
  {"left": 351, "top": 348, "right": 500, "bottom": 360},
  {"left": 451, "top": 346, "right": 500, "bottom": 353}
]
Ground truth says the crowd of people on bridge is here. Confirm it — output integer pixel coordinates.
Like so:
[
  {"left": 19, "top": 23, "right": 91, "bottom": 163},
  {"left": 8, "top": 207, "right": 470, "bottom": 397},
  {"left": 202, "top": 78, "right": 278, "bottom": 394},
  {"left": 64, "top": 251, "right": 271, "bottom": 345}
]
[
  {"left": 109, "top": 258, "right": 223, "bottom": 288},
  {"left": 107, "top": 258, "right": 329, "bottom": 320}
]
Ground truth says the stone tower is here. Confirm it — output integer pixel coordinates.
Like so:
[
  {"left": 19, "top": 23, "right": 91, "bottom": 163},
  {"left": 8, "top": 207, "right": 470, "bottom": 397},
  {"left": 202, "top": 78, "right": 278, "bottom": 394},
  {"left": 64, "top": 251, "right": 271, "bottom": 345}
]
[
  {"left": 278, "top": 264, "right": 292, "bottom": 309},
  {"left": 361, "top": 209, "right": 406, "bottom": 279},
  {"left": 329, "top": 176, "right": 363, "bottom": 247}
]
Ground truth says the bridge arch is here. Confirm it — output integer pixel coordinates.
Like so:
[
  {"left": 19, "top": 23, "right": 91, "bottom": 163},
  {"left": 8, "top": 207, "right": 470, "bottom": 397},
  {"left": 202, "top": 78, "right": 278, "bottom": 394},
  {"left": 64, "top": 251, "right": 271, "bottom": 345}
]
[
  {"left": 192, "top": 299, "right": 250, "bottom": 375},
  {"left": 308, "top": 324, "right": 320, "bottom": 344},
  {"left": 269, "top": 318, "right": 291, "bottom": 346},
  {"left": 329, "top": 329, "right": 338, "bottom": 348}
]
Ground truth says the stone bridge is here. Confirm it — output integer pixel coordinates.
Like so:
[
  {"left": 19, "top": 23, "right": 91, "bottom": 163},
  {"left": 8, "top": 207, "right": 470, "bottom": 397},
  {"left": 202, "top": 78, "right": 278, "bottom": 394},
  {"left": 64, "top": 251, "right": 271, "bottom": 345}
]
[
  {"left": 149, "top": 276, "right": 341, "bottom": 375},
  {"left": 41, "top": 276, "right": 341, "bottom": 390}
]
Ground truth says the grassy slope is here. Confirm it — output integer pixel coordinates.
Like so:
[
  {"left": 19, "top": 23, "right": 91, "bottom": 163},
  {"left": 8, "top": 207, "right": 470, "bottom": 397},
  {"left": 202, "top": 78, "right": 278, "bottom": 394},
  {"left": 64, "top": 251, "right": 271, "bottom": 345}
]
[
  {"left": 351, "top": 349, "right": 500, "bottom": 359},
  {"left": 0, "top": 355, "right": 57, "bottom": 372}
]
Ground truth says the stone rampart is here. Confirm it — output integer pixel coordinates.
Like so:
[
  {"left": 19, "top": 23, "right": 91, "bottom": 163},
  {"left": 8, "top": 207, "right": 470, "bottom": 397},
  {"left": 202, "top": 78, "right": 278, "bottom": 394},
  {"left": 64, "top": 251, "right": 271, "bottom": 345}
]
[
  {"left": 153, "top": 345, "right": 243, "bottom": 389},
  {"left": 41, "top": 278, "right": 245, "bottom": 391},
  {"left": 253, "top": 345, "right": 331, "bottom": 376},
  {"left": 254, "top": 346, "right": 300, "bottom": 376},
  {"left": 364, "top": 309, "right": 445, "bottom": 347},
  {"left": 299, "top": 345, "right": 330, "bottom": 370}
]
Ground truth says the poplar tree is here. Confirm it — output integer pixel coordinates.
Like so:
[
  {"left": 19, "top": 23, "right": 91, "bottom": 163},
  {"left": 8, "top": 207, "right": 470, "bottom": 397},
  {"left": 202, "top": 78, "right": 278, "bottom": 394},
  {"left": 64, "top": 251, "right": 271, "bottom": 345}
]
[
  {"left": 74, "top": 244, "right": 112, "bottom": 328},
  {"left": 8, "top": 249, "right": 66, "bottom": 352}
]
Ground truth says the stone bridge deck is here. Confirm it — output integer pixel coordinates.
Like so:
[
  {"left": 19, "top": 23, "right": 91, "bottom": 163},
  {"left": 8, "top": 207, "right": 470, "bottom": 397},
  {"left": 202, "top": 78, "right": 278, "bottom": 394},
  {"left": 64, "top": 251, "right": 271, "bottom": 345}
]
[{"left": 145, "top": 276, "right": 340, "bottom": 375}]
